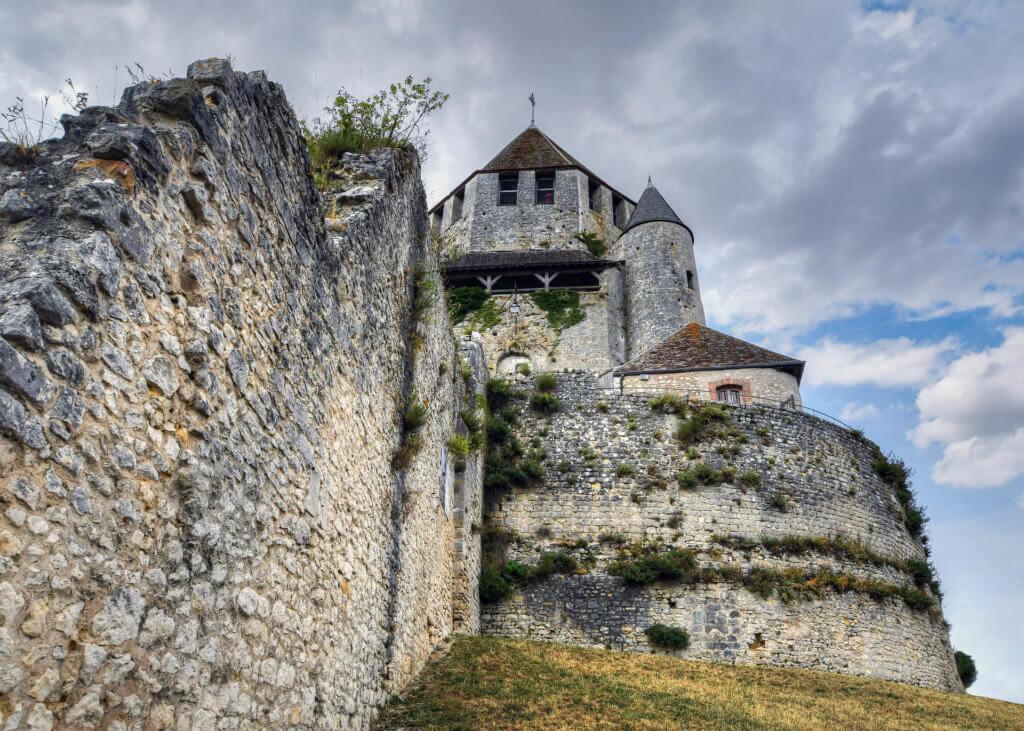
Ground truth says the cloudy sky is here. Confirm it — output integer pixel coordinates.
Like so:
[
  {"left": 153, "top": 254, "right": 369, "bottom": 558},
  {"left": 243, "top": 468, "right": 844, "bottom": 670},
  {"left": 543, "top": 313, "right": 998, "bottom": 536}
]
[{"left": 3, "top": 0, "right": 1022, "bottom": 704}]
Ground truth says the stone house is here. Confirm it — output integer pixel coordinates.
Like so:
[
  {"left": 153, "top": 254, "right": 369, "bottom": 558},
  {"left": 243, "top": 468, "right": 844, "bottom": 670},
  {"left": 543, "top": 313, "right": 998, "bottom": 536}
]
[{"left": 432, "top": 124, "right": 804, "bottom": 406}]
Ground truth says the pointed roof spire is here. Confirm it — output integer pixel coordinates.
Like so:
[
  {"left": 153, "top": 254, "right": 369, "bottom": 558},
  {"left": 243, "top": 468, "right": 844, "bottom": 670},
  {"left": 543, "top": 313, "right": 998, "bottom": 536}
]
[
  {"left": 622, "top": 182, "right": 687, "bottom": 233},
  {"left": 481, "top": 126, "right": 582, "bottom": 172}
]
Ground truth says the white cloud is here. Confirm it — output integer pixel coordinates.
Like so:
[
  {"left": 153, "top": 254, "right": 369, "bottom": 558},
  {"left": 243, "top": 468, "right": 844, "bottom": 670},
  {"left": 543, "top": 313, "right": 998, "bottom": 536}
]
[
  {"left": 840, "top": 402, "right": 879, "bottom": 421},
  {"left": 797, "top": 336, "right": 957, "bottom": 387},
  {"left": 911, "top": 327, "right": 1024, "bottom": 487},
  {"left": 1018, "top": 492, "right": 1024, "bottom": 510}
]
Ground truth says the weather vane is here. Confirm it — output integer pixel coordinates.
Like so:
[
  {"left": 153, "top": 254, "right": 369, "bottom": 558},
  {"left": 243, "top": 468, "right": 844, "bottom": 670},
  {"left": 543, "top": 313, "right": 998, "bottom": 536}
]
[{"left": 529, "top": 93, "right": 536, "bottom": 127}]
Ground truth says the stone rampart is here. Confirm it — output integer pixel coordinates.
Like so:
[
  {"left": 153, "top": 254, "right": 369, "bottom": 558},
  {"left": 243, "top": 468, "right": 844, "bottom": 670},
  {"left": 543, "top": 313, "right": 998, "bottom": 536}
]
[
  {"left": 0, "top": 59, "right": 481, "bottom": 729},
  {"left": 480, "top": 373, "right": 961, "bottom": 691}
]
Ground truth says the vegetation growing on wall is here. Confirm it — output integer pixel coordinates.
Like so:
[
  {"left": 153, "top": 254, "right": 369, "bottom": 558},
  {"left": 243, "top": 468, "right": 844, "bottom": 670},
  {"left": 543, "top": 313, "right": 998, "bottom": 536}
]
[
  {"left": 480, "top": 551, "right": 579, "bottom": 603},
  {"left": 645, "top": 624, "right": 691, "bottom": 650},
  {"left": 448, "top": 285, "right": 489, "bottom": 324},
  {"left": 393, "top": 393, "right": 428, "bottom": 469},
  {"left": 531, "top": 290, "right": 586, "bottom": 331},
  {"left": 467, "top": 298, "right": 503, "bottom": 333},
  {"left": 955, "top": 651, "right": 977, "bottom": 689},
  {"left": 575, "top": 231, "right": 608, "bottom": 258},
  {"left": 872, "top": 450, "right": 928, "bottom": 540},
  {"left": 711, "top": 534, "right": 943, "bottom": 598},
  {"left": 604, "top": 542, "right": 936, "bottom": 613},
  {"left": 302, "top": 75, "right": 448, "bottom": 188}
]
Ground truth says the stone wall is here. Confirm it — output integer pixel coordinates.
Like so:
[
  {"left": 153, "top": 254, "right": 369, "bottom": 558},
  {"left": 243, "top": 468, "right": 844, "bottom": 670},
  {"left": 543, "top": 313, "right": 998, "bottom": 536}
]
[
  {"left": 613, "top": 220, "right": 706, "bottom": 357},
  {"left": 480, "top": 374, "right": 961, "bottom": 691},
  {"left": 0, "top": 59, "right": 481, "bottom": 730},
  {"left": 619, "top": 367, "right": 802, "bottom": 407},
  {"left": 442, "top": 169, "right": 588, "bottom": 253},
  {"left": 455, "top": 271, "right": 625, "bottom": 375}
]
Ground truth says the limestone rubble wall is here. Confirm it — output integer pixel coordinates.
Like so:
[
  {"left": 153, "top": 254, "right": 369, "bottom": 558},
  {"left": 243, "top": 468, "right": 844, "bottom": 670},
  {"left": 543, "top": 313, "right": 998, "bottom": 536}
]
[
  {"left": 0, "top": 59, "right": 481, "bottom": 730},
  {"left": 480, "top": 373, "right": 962, "bottom": 692}
]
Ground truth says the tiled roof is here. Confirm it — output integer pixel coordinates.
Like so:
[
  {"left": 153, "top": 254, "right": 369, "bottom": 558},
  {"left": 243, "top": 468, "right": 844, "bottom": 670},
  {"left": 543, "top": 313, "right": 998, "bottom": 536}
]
[
  {"left": 444, "top": 249, "right": 620, "bottom": 272},
  {"left": 481, "top": 126, "right": 583, "bottom": 172},
  {"left": 615, "top": 323, "right": 804, "bottom": 381},
  {"left": 428, "top": 126, "right": 634, "bottom": 213},
  {"left": 621, "top": 183, "right": 687, "bottom": 233}
]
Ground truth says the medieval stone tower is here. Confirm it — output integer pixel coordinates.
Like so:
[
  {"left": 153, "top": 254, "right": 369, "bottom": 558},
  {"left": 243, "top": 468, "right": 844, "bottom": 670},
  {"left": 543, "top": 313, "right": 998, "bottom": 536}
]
[{"left": 613, "top": 181, "right": 706, "bottom": 357}]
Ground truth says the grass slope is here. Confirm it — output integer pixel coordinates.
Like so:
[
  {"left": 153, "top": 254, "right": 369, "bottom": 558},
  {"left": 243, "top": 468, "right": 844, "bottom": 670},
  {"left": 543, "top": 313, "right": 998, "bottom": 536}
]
[{"left": 377, "top": 636, "right": 1023, "bottom": 730}]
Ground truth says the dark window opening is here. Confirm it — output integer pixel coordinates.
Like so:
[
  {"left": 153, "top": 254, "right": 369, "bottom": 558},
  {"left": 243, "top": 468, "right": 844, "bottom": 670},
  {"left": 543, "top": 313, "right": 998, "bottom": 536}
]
[
  {"left": 452, "top": 188, "right": 465, "bottom": 221},
  {"left": 498, "top": 173, "right": 518, "bottom": 205},
  {"left": 612, "top": 193, "right": 624, "bottom": 227},
  {"left": 588, "top": 179, "right": 600, "bottom": 211},
  {"left": 535, "top": 170, "right": 555, "bottom": 204},
  {"left": 716, "top": 385, "right": 743, "bottom": 405},
  {"left": 686, "top": 270, "right": 694, "bottom": 289}
]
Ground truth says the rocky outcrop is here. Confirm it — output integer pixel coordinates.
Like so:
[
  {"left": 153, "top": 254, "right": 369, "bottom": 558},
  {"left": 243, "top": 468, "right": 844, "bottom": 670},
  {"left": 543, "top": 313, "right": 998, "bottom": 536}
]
[{"left": 0, "top": 59, "right": 481, "bottom": 729}]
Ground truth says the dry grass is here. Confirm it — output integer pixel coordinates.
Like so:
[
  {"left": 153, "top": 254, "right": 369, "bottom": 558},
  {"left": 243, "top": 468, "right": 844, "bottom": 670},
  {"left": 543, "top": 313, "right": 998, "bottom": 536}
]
[{"left": 376, "top": 636, "right": 1023, "bottom": 730}]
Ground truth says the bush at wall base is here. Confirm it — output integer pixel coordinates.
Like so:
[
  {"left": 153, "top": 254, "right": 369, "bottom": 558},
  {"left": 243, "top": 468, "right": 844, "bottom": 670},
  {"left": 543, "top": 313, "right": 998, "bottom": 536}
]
[{"left": 644, "top": 624, "right": 690, "bottom": 650}]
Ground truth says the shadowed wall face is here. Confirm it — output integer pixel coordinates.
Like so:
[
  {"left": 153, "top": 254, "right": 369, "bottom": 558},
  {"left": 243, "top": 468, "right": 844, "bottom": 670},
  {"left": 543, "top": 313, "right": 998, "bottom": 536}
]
[{"left": 0, "top": 59, "right": 483, "bottom": 729}]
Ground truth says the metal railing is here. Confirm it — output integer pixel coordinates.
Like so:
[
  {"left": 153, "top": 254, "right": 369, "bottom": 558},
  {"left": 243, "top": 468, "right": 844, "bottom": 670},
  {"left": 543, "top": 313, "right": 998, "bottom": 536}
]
[{"left": 601, "top": 384, "right": 857, "bottom": 433}]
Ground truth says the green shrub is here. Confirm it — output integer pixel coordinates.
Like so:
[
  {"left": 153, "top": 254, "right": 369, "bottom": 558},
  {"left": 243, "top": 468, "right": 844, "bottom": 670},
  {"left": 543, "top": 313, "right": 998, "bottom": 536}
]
[
  {"left": 769, "top": 493, "right": 789, "bottom": 512},
  {"left": 303, "top": 75, "right": 448, "bottom": 180},
  {"left": 558, "top": 460, "right": 571, "bottom": 472},
  {"left": 532, "top": 551, "right": 578, "bottom": 578},
  {"left": 530, "top": 392, "right": 560, "bottom": 413},
  {"left": 873, "top": 452, "right": 928, "bottom": 539},
  {"left": 648, "top": 393, "right": 688, "bottom": 415},
  {"left": 402, "top": 396, "right": 428, "bottom": 433},
  {"left": 530, "top": 290, "right": 585, "bottom": 331},
  {"left": 598, "top": 532, "right": 627, "bottom": 544},
  {"left": 596, "top": 401, "right": 609, "bottom": 413},
  {"left": 535, "top": 372, "right": 557, "bottom": 392},
  {"left": 479, "top": 565, "right": 511, "bottom": 603},
  {"left": 486, "top": 417, "right": 511, "bottom": 443},
  {"left": 677, "top": 471, "right": 698, "bottom": 490},
  {"left": 486, "top": 379, "right": 512, "bottom": 409},
  {"left": 905, "top": 558, "right": 933, "bottom": 588},
  {"left": 446, "top": 435, "right": 471, "bottom": 459},
  {"left": 955, "top": 651, "right": 977, "bottom": 689},
  {"left": 502, "top": 406, "right": 519, "bottom": 425},
  {"left": 616, "top": 463, "right": 636, "bottom": 478},
  {"left": 720, "top": 465, "right": 737, "bottom": 482},
  {"left": 611, "top": 548, "right": 698, "bottom": 585},
  {"left": 692, "top": 462, "right": 722, "bottom": 485},
  {"left": 740, "top": 471, "right": 761, "bottom": 488},
  {"left": 645, "top": 624, "right": 690, "bottom": 650},
  {"left": 575, "top": 231, "right": 607, "bottom": 257},
  {"left": 677, "top": 412, "right": 706, "bottom": 445},
  {"left": 520, "top": 459, "right": 544, "bottom": 481},
  {"left": 448, "top": 286, "right": 489, "bottom": 324}
]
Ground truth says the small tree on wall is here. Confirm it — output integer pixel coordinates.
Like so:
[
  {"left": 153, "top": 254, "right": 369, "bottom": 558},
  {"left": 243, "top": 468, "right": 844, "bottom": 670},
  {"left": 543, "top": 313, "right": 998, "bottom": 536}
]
[{"left": 302, "top": 76, "right": 449, "bottom": 178}]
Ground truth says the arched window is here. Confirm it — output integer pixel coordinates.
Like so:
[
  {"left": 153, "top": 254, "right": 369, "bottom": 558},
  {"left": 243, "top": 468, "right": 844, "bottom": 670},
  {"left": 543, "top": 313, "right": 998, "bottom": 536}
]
[{"left": 716, "top": 385, "right": 743, "bottom": 405}]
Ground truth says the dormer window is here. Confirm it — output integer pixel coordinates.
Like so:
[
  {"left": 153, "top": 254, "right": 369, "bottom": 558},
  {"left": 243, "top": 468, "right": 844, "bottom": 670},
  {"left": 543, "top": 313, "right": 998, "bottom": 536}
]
[
  {"left": 716, "top": 385, "right": 743, "bottom": 405},
  {"left": 498, "top": 173, "right": 518, "bottom": 205},
  {"left": 535, "top": 170, "right": 555, "bottom": 204}
]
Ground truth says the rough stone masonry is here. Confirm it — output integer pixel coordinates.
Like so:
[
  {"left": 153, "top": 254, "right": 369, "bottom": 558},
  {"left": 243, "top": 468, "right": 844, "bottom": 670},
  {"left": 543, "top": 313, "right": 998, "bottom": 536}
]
[{"left": 0, "top": 59, "right": 484, "bottom": 730}]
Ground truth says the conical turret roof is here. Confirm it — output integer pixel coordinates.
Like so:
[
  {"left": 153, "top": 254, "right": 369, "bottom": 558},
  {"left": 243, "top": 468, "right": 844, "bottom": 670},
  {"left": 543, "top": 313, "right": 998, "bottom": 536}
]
[{"left": 622, "top": 182, "right": 687, "bottom": 233}]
